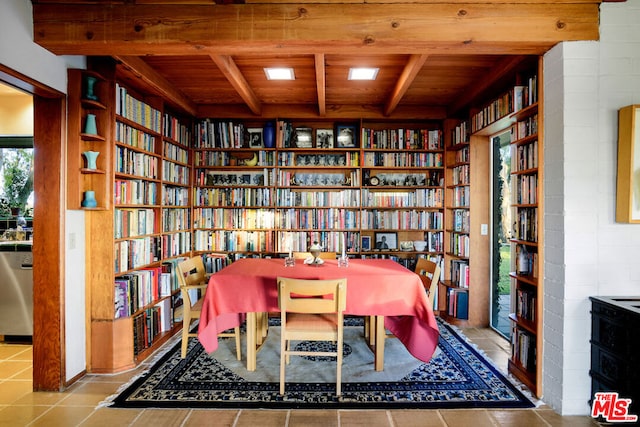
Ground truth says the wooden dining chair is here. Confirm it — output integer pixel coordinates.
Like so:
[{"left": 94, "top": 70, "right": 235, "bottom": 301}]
[
  {"left": 176, "top": 255, "right": 242, "bottom": 360},
  {"left": 292, "top": 251, "right": 337, "bottom": 260},
  {"left": 365, "top": 258, "right": 441, "bottom": 351},
  {"left": 277, "top": 276, "right": 347, "bottom": 396}
]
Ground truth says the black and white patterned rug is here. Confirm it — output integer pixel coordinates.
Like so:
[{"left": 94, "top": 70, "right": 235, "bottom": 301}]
[{"left": 108, "top": 318, "right": 534, "bottom": 409}]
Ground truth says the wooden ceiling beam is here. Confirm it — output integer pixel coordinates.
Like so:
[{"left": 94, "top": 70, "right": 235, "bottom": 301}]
[
  {"left": 209, "top": 54, "right": 262, "bottom": 115},
  {"left": 315, "top": 54, "right": 326, "bottom": 117},
  {"left": 447, "top": 55, "right": 528, "bottom": 115},
  {"left": 114, "top": 56, "right": 198, "bottom": 116},
  {"left": 33, "top": 3, "right": 600, "bottom": 56},
  {"left": 384, "top": 54, "right": 428, "bottom": 117}
]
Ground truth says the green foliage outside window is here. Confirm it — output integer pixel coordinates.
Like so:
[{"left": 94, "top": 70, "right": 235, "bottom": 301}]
[{"left": 0, "top": 149, "right": 34, "bottom": 216}]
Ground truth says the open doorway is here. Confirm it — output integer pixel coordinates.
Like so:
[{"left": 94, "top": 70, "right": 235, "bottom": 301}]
[
  {"left": 1, "top": 65, "right": 67, "bottom": 391},
  {"left": 491, "top": 131, "right": 512, "bottom": 338}
]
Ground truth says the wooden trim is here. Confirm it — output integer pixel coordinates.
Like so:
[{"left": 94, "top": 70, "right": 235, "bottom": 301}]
[
  {"left": 33, "top": 3, "right": 600, "bottom": 56},
  {"left": 32, "top": 95, "right": 66, "bottom": 391}
]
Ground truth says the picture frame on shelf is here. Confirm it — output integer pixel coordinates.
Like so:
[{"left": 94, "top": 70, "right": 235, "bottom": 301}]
[
  {"left": 247, "top": 128, "right": 263, "bottom": 148},
  {"left": 374, "top": 232, "right": 397, "bottom": 250},
  {"left": 294, "top": 127, "right": 313, "bottom": 148},
  {"left": 315, "top": 129, "right": 334, "bottom": 148},
  {"left": 335, "top": 124, "right": 358, "bottom": 148},
  {"left": 361, "top": 235, "right": 371, "bottom": 251}
]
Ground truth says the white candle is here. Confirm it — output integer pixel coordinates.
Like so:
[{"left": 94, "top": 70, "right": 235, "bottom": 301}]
[
  {"left": 342, "top": 233, "right": 346, "bottom": 258},
  {"left": 289, "top": 235, "right": 293, "bottom": 258}
]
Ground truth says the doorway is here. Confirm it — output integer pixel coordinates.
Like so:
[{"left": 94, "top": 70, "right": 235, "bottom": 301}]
[
  {"left": 491, "top": 131, "right": 512, "bottom": 338},
  {"left": 0, "top": 65, "right": 67, "bottom": 391}
]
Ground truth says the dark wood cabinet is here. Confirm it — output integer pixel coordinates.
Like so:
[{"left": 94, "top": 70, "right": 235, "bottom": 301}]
[{"left": 590, "top": 296, "right": 640, "bottom": 414}]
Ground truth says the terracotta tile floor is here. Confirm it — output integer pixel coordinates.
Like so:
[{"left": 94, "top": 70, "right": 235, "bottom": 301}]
[{"left": 0, "top": 328, "right": 602, "bottom": 426}]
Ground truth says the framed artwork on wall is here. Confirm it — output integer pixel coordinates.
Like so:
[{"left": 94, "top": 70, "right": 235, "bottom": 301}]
[{"left": 616, "top": 104, "right": 640, "bottom": 223}]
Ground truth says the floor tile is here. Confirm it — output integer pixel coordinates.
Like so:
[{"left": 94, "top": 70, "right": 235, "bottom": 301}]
[
  {"left": 130, "top": 409, "right": 190, "bottom": 426},
  {"left": 0, "top": 403, "right": 50, "bottom": 426},
  {"left": 439, "top": 409, "right": 495, "bottom": 427},
  {"left": 289, "top": 409, "right": 338, "bottom": 427},
  {"left": 340, "top": 409, "right": 390, "bottom": 426},
  {"left": 389, "top": 409, "right": 446, "bottom": 426},
  {"left": 236, "top": 409, "right": 288, "bottom": 427},
  {"left": 28, "top": 406, "right": 96, "bottom": 427},
  {"left": 184, "top": 409, "right": 239, "bottom": 426},
  {"left": 79, "top": 407, "right": 141, "bottom": 426}
]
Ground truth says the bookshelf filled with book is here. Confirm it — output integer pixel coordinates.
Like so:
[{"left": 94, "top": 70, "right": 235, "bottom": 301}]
[
  {"left": 360, "top": 122, "right": 445, "bottom": 270},
  {"left": 78, "top": 58, "right": 193, "bottom": 372},
  {"left": 442, "top": 118, "right": 475, "bottom": 324},
  {"left": 469, "top": 57, "right": 543, "bottom": 396},
  {"left": 190, "top": 119, "right": 446, "bottom": 269},
  {"left": 506, "top": 73, "right": 542, "bottom": 395}
]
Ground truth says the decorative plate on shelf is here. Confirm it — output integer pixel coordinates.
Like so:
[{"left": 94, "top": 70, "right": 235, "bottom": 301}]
[{"left": 369, "top": 176, "right": 380, "bottom": 186}]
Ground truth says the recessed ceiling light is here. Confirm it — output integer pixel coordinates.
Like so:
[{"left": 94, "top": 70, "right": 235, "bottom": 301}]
[
  {"left": 264, "top": 68, "right": 295, "bottom": 80},
  {"left": 348, "top": 67, "right": 379, "bottom": 80}
]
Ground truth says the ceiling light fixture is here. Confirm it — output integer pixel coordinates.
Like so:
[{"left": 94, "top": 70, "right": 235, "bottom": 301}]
[
  {"left": 348, "top": 67, "right": 379, "bottom": 80},
  {"left": 264, "top": 68, "right": 295, "bottom": 80}
]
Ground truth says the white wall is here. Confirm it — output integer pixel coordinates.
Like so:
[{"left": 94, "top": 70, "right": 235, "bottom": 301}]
[
  {"left": 0, "top": 0, "right": 87, "bottom": 382},
  {"left": 543, "top": 0, "right": 640, "bottom": 415}
]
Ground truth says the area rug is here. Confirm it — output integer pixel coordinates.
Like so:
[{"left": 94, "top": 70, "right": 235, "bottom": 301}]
[{"left": 108, "top": 318, "right": 534, "bottom": 409}]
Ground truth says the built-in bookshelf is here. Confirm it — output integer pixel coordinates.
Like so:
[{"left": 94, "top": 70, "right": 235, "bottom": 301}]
[
  {"left": 190, "top": 120, "right": 445, "bottom": 269},
  {"left": 467, "top": 57, "right": 543, "bottom": 396},
  {"left": 78, "top": 58, "right": 193, "bottom": 372},
  {"left": 442, "top": 118, "right": 473, "bottom": 323},
  {"left": 507, "top": 73, "right": 542, "bottom": 395}
]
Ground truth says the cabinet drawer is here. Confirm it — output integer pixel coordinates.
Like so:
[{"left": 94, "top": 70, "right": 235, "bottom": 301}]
[{"left": 590, "top": 346, "right": 633, "bottom": 387}]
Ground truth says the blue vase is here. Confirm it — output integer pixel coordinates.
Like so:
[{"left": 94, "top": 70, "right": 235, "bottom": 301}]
[
  {"left": 84, "top": 114, "right": 98, "bottom": 135},
  {"left": 81, "top": 190, "right": 98, "bottom": 208},
  {"left": 263, "top": 122, "right": 275, "bottom": 148},
  {"left": 83, "top": 151, "right": 99, "bottom": 170},
  {"left": 84, "top": 75, "right": 99, "bottom": 101}
]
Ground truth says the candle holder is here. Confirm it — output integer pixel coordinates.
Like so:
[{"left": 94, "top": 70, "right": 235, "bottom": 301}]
[
  {"left": 338, "top": 255, "right": 349, "bottom": 268},
  {"left": 284, "top": 256, "right": 295, "bottom": 267}
]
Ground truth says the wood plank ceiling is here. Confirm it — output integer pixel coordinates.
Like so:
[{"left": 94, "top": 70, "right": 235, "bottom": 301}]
[{"left": 31, "top": 0, "right": 610, "bottom": 120}]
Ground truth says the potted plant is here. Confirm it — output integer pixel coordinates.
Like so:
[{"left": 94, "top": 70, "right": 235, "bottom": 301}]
[{"left": 1, "top": 150, "right": 33, "bottom": 216}]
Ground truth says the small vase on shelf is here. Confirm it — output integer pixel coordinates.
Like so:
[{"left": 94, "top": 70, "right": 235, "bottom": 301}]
[
  {"left": 83, "top": 151, "right": 100, "bottom": 170},
  {"left": 81, "top": 190, "right": 98, "bottom": 208},
  {"left": 84, "top": 114, "right": 98, "bottom": 135},
  {"left": 84, "top": 75, "right": 99, "bottom": 101}
]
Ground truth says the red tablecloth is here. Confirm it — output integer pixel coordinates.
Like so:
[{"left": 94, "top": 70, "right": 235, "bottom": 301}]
[{"left": 198, "top": 257, "right": 439, "bottom": 363}]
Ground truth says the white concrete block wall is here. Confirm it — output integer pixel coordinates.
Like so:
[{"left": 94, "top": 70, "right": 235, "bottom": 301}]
[{"left": 543, "top": 0, "right": 640, "bottom": 415}]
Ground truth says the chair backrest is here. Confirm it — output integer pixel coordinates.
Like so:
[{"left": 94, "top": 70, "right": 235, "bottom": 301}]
[
  {"left": 177, "top": 256, "right": 207, "bottom": 288},
  {"left": 292, "top": 251, "right": 337, "bottom": 260},
  {"left": 415, "top": 258, "right": 441, "bottom": 301},
  {"left": 277, "top": 277, "right": 347, "bottom": 314}
]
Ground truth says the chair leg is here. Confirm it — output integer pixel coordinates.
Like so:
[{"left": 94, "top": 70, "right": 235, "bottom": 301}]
[
  {"left": 234, "top": 326, "right": 242, "bottom": 360},
  {"left": 181, "top": 315, "right": 191, "bottom": 358},
  {"left": 280, "top": 333, "right": 286, "bottom": 394},
  {"left": 337, "top": 335, "right": 343, "bottom": 396}
]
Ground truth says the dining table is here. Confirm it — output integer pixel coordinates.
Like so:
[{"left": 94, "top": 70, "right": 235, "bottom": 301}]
[{"left": 198, "top": 257, "right": 440, "bottom": 371}]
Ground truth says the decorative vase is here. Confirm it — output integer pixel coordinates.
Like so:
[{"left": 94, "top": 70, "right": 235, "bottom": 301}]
[
  {"left": 309, "top": 241, "right": 322, "bottom": 265},
  {"left": 83, "top": 151, "right": 100, "bottom": 170},
  {"left": 263, "top": 121, "right": 275, "bottom": 148},
  {"left": 81, "top": 190, "right": 98, "bottom": 208},
  {"left": 84, "top": 75, "right": 99, "bottom": 101},
  {"left": 84, "top": 113, "right": 98, "bottom": 135}
]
